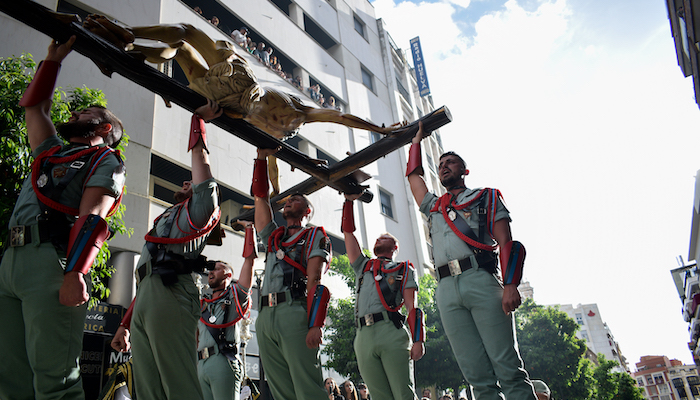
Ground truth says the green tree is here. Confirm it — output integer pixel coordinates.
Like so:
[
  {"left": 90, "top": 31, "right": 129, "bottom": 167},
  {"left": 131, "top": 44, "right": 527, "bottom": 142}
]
[
  {"left": 593, "top": 355, "right": 620, "bottom": 400},
  {"left": 415, "top": 274, "right": 465, "bottom": 395},
  {"left": 614, "top": 371, "right": 644, "bottom": 400},
  {"left": 0, "top": 53, "right": 132, "bottom": 306},
  {"left": 323, "top": 254, "right": 361, "bottom": 382},
  {"left": 515, "top": 299, "right": 593, "bottom": 400}
]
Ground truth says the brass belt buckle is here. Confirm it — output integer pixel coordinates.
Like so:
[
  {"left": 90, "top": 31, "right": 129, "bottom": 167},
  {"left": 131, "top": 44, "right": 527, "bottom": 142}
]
[
  {"left": 10, "top": 226, "right": 26, "bottom": 247},
  {"left": 447, "top": 259, "right": 462, "bottom": 276},
  {"left": 268, "top": 293, "right": 278, "bottom": 307},
  {"left": 201, "top": 347, "right": 210, "bottom": 359},
  {"left": 364, "top": 313, "right": 374, "bottom": 326}
]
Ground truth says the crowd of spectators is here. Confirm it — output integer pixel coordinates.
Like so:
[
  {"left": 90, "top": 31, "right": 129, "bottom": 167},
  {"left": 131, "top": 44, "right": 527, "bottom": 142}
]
[
  {"left": 189, "top": 3, "right": 341, "bottom": 110},
  {"left": 323, "top": 378, "right": 371, "bottom": 400}
]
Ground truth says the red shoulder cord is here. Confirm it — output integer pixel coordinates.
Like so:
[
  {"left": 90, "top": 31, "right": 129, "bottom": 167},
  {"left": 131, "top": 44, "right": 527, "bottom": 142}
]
[
  {"left": 430, "top": 189, "right": 497, "bottom": 252},
  {"left": 144, "top": 199, "right": 221, "bottom": 244},
  {"left": 365, "top": 258, "right": 411, "bottom": 313},
  {"left": 31, "top": 145, "right": 123, "bottom": 217},
  {"left": 267, "top": 226, "right": 311, "bottom": 275},
  {"left": 199, "top": 283, "right": 251, "bottom": 328}
]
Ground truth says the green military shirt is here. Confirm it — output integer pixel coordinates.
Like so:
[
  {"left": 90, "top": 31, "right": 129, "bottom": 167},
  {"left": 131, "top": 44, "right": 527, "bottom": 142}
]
[
  {"left": 420, "top": 188, "right": 510, "bottom": 268},
  {"left": 258, "top": 222, "right": 331, "bottom": 297},
  {"left": 352, "top": 254, "right": 418, "bottom": 318},
  {"left": 137, "top": 178, "right": 219, "bottom": 268},
  {"left": 10, "top": 135, "right": 124, "bottom": 227},
  {"left": 197, "top": 283, "right": 250, "bottom": 350}
]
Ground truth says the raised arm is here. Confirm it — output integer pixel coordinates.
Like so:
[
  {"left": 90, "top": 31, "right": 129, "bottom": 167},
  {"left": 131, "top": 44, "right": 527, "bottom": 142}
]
[
  {"left": 342, "top": 193, "right": 362, "bottom": 264},
  {"left": 22, "top": 36, "right": 76, "bottom": 151},
  {"left": 189, "top": 99, "right": 222, "bottom": 184},
  {"left": 252, "top": 147, "right": 278, "bottom": 230},
  {"left": 237, "top": 222, "right": 256, "bottom": 290},
  {"left": 407, "top": 121, "right": 429, "bottom": 206}
]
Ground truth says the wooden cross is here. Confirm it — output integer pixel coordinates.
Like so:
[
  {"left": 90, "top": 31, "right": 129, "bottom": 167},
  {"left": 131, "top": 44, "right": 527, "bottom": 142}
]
[{"left": 0, "top": 0, "right": 452, "bottom": 220}]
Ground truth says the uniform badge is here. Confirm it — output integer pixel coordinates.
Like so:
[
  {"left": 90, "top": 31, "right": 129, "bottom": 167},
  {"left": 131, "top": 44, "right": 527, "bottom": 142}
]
[
  {"left": 463, "top": 211, "right": 472, "bottom": 219},
  {"left": 53, "top": 166, "right": 67, "bottom": 179},
  {"left": 448, "top": 209, "right": 457, "bottom": 221},
  {"left": 387, "top": 276, "right": 395, "bottom": 285},
  {"left": 209, "top": 315, "right": 217, "bottom": 323},
  {"left": 374, "top": 275, "right": 382, "bottom": 281},
  {"left": 37, "top": 173, "right": 48, "bottom": 188},
  {"left": 276, "top": 249, "right": 285, "bottom": 260}
]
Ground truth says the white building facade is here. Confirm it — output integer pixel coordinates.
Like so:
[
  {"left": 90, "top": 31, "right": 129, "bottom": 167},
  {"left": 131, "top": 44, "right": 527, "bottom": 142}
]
[
  {"left": 0, "top": 0, "right": 444, "bottom": 389},
  {"left": 557, "top": 303, "right": 629, "bottom": 372}
]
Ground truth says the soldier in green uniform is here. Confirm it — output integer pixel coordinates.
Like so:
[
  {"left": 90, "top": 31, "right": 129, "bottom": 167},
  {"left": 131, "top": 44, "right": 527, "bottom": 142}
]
[
  {"left": 111, "top": 100, "right": 222, "bottom": 400},
  {"left": 251, "top": 148, "right": 332, "bottom": 400},
  {"left": 406, "top": 123, "right": 536, "bottom": 400},
  {"left": 341, "top": 193, "right": 425, "bottom": 400},
  {"left": 197, "top": 223, "right": 256, "bottom": 400},
  {"left": 0, "top": 36, "right": 126, "bottom": 400}
]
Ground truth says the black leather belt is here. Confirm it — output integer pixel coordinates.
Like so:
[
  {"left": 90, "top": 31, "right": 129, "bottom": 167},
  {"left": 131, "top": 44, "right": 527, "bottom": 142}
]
[
  {"left": 137, "top": 264, "right": 148, "bottom": 282},
  {"left": 357, "top": 312, "right": 385, "bottom": 327},
  {"left": 437, "top": 258, "right": 474, "bottom": 279},
  {"left": 261, "top": 291, "right": 306, "bottom": 307},
  {"left": 198, "top": 346, "right": 217, "bottom": 360}
]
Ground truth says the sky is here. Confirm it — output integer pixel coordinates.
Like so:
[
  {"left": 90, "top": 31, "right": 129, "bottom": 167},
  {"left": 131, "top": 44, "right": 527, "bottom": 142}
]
[{"left": 370, "top": 0, "right": 700, "bottom": 367}]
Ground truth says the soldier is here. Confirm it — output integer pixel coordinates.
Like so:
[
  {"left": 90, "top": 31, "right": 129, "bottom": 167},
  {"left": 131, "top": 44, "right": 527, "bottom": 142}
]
[
  {"left": 406, "top": 122, "right": 536, "bottom": 399},
  {"left": 251, "top": 147, "right": 332, "bottom": 400},
  {"left": 111, "top": 99, "right": 222, "bottom": 400},
  {"left": 197, "top": 223, "right": 256, "bottom": 400},
  {"left": 341, "top": 193, "right": 425, "bottom": 400},
  {"left": 0, "top": 36, "right": 126, "bottom": 400}
]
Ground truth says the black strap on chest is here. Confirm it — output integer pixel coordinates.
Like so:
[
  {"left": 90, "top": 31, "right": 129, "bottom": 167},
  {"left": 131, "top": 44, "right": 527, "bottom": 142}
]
[
  {"left": 201, "top": 291, "right": 238, "bottom": 362},
  {"left": 145, "top": 204, "right": 180, "bottom": 262},
  {"left": 36, "top": 152, "right": 95, "bottom": 251},
  {"left": 446, "top": 193, "right": 497, "bottom": 273},
  {"left": 279, "top": 239, "right": 307, "bottom": 298}
]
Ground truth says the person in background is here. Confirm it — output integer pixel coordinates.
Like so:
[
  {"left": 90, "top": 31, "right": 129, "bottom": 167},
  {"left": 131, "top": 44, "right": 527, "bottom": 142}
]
[
  {"left": 358, "top": 383, "right": 371, "bottom": 400},
  {"left": 342, "top": 380, "right": 359, "bottom": 400},
  {"left": 324, "top": 378, "right": 345, "bottom": 400}
]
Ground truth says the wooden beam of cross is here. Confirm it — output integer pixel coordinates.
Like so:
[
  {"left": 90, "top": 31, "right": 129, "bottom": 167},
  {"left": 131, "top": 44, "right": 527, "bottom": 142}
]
[{"left": 0, "top": 0, "right": 452, "bottom": 214}]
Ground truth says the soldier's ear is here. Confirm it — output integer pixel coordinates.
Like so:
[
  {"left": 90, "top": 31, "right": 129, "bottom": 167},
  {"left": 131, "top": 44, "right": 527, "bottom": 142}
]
[{"left": 464, "top": 168, "right": 470, "bottom": 176}]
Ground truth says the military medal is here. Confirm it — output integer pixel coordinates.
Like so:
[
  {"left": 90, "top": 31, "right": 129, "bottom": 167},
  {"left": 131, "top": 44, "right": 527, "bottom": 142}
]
[
  {"left": 209, "top": 315, "right": 217, "bottom": 323},
  {"left": 387, "top": 276, "right": 395, "bottom": 285},
  {"left": 276, "top": 249, "right": 285, "bottom": 260},
  {"left": 448, "top": 209, "right": 457, "bottom": 221},
  {"left": 463, "top": 211, "right": 472, "bottom": 219},
  {"left": 37, "top": 173, "right": 48, "bottom": 188}
]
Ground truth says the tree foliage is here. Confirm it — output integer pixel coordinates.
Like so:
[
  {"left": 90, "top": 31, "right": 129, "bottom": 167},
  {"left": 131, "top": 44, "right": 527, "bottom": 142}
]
[
  {"left": 0, "top": 53, "right": 132, "bottom": 307},
  {"left": 415, "top": 274, "right": 465, "bottom": 395},
  {"left": 515, "top": 298, "right": 591, "bottom": 400}
]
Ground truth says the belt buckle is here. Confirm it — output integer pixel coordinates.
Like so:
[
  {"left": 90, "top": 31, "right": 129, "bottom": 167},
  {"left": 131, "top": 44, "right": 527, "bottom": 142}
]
[
  {"left": 364, "top": 313, "right": 374, "bottom": 326},
  {"left": 70, "top": 160, "right": 85, "bottom": 169},
  {"left": 268, "top": 293, "right": 278, "bottom": 307},
  {"left": 447, "top": 259, "right": 462, "bottom": 276},
  {"left": 10, "top": 226, "right": 26, "bottom": 247},
  {"left": 201, "top": 347, "right": 210, "bottom": 359}
]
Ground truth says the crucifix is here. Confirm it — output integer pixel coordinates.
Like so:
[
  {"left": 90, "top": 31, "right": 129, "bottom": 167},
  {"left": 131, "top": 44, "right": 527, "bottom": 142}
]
[{"left": 0, "top": 0, "right": 452, "bottom": 222}]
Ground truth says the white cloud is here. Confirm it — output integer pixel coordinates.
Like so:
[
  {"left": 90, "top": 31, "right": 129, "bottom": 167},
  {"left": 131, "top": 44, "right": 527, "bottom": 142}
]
[{"left": 373, "top": 0, "right": 700, "bottom": 366}]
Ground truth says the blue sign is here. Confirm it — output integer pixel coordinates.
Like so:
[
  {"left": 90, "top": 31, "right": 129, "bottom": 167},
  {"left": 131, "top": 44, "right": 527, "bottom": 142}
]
[{"left": 410, "top": 37, "right": 431, "bottom": 97}]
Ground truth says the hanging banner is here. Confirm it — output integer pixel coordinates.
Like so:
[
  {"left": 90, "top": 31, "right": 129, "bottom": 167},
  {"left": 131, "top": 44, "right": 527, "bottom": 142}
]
[{"left": 410, "top": 36, "right": 431, "bottom": 97}]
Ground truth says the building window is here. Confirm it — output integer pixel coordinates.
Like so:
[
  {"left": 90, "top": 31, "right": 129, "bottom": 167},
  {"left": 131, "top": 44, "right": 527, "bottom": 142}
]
[
  {"left": 654, "top": 375, "right": 664, "bottom": 384},
  {"left": 370, "top": 131, "right": 381, "bottom": 143},
  {"left": 353, "top": 14, "right": 365, "bottom": 38},
  {"left": 361, "top": 66, "right": 374, "bottom": 92},
  {"left": 575, "top": 313, "right": 583, "bottom": 325},
  {"left": 379, "top": 188, "right": 394, "bottom": 219},
  {"left": 647, "top": 376, "right": 654, "bottom": 385},
  {"left": 688, "top": 376, "right": 700, "bottom": 385},
  {"left": 581, "top": 330, "right": 589, "bottom": 341},
  {"left": 637, "top": 378, "right": 644, "bottom": 386}
]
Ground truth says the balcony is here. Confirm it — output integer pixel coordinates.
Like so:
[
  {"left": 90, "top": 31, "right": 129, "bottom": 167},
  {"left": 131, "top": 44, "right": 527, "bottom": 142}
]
[{"left": 686, "top": 274, "right": 700, "bottom": 299}]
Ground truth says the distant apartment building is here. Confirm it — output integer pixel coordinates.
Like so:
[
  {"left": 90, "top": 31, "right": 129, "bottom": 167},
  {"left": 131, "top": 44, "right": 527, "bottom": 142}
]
[
  {"left": 557, "top": 303, "right": 629, "bottom": 372},
  {"left": 672, "top": 169, "right": 700, "bottom": 365},
  {"left": 633, "top": 355, "right": 700, "bottom": 400},
  {"left": 664, "top": 0, "right": 700, "bottom": 109}
]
